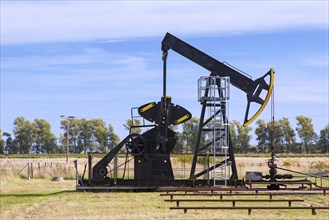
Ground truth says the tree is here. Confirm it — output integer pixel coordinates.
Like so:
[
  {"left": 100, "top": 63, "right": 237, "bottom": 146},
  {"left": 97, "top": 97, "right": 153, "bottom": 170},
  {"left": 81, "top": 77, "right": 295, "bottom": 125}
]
[
  {"left": 60, "top": 118, "right": 118, "bottom": 153},
  {"left": 254, "top": 118, "right": 291, "bottom": 153},
  {"left": 267, "top": 120, "right": 285, "bottom": 153},
  {"left": 58, "top": 133, "right": 66, "bottom": 153},
  {"left": 255, "top": 119, "right": 268, "bottom": 153},
  {"left": 60, "top": 118, "right": 80, "bottom": 153},
  {"left": 77, "top": 119, "right": 94, "bottom": 153},
  {"left": 278, "top": 117, "right": 296, "bottom": 153},
  {"left": 173, "top": 131, "right": 184, "bottom": 154},
  {"left": 87, "top": 119, "right": 108, "bottom": 153},
  {"left": 3, "top": 132, "right": 16, "bottom": 154},
  {"left": 33, "top": 119, "right": 57, "bottom": 154},
  {"left": 70, "top": 118, "right": 82, "bottom": 153},
  {"left": 232, "top": 121, "right": 252, "bottom": 153},
  {"left": 13, "top": 117, "right": 35, "bottom": 154},
  {"left": 317, "top": 124, "right": 329, "bottom": 153},
  {"left": 60, "top": 119, "right": 70, "bottom": 153},
  {"left": 296, "top": 115, "right": 316, "bottom": 153},
  {"left": 229, "top": 122, "right": 237, "bottom": 151},
  {"left": 123, "top": 119, "right": 142, "bottom": 134},
  {"left": 180, "top": 117, "right": 201, "bottom": 153},
  {"left": 108, "top": 124, "right": 120, "bottom": 152},
  {"left": 0, "top": 129, "right": 4, "bottom": 154}
]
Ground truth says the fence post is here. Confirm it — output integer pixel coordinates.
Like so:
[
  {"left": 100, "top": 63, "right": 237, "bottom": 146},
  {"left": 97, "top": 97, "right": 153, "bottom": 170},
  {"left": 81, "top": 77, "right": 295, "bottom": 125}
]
[
  {"left": 31, "top": 162, "right": 33, "bottom": 179},
  {"left": 28, "top": 162, "right": 30, "bottom": 179}
]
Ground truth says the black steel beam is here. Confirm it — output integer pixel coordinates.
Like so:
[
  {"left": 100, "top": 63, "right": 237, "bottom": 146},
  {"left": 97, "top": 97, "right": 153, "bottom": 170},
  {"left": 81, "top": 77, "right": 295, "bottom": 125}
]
[{"left": 162, "top": 32, "right": 257, "bottom": 95}]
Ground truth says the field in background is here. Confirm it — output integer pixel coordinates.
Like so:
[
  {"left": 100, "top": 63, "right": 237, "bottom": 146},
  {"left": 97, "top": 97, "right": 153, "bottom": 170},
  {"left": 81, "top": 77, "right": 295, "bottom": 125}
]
[
  {"left": 1, "top": 155, "right": 328, "bottom": 182},
  {"left": 1, "top": 153, "right": 328, "bottom": 159},
  {"left": 1, "top": 156, "right": 328, "bottom": 219}
]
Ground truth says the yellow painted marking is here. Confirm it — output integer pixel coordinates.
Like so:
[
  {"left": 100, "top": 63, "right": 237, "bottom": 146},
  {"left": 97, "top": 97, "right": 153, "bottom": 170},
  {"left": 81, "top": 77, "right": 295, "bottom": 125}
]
[
  {"left": 176, "top": 114, "right": 190, "bottom": 124},
  {"left": 162, "top": 96, "right": 172, "bottom": 98},
  {"left": 244, "top": 68, "right": 275, "bottom": 127},
  {"left": 140, "top": 103, "right": 155, "bottom": 112}
]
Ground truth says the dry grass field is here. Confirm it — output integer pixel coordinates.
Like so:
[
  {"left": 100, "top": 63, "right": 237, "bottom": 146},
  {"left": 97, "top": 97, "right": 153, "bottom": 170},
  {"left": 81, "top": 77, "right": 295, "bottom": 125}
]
[
  {"left": 1, "top": 179, "right": 329, "bottom": 220},
  {"left": 1, "top": 156, "right": 328, "bottom": 219}
]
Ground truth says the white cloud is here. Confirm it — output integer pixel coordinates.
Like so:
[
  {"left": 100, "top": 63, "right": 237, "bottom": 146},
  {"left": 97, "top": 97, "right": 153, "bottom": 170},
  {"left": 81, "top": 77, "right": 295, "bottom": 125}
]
[
  {"left": 1, "top": 1, "right": 328, "bottom": 44},
  {"left": 302, "top": 55, "right": 329, "bottom": 66},
  {"left": 1, "top": 47, "right": 157, "bottom": 86},
  {"left": 275, "top": 72, "right": 328, "bottom": 104}
]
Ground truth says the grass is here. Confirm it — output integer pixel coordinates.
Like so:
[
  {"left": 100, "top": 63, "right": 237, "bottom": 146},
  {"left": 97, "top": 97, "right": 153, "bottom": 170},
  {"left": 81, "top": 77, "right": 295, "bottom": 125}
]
[
  {"left": 0, "top": 159, "right": 78, "bottom": 182},
  {"left": 1, "top": 179, "right": 329, "bottom": 219},
  {"left": 1, "top": 156, "right": 328, "bottom": 219}
]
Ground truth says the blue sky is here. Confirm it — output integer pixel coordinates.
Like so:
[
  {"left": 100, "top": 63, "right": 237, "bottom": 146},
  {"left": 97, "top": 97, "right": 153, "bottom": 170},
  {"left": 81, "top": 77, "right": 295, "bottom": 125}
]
[{"left": 1, "top": 1, "right": 328, "bottom": 143}]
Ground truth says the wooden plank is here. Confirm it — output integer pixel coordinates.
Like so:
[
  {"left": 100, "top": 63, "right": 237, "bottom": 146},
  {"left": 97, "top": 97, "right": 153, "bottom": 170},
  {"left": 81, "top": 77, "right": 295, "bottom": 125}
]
[
  {"left": 170, "top": 206, "right": 329, "bottom": 210},
  {"left": 157, "top": 184, "right": 320, "bottom": 192},
  {"left": 157, "top": 187, "right": 267, "bottom": 192},
  {"left": 164, "top": 199, "right": 304, "bottom": 202},
  {"left": 160, "top": 191, "right": 326, "bottom": 198},
  {"left": 77, "top": 186, "right": 157, "bottom": 190},
  {"left": 170, "top": 206, "right": 329, "bottom": 215},
  {"left": 160, "top": 193, "right": 268, "bottom": 196},
  {"left": 158, "top": 188, "right": 326, "bottom": 195},
  {"left": 164, "top": 199, "right": 304, "bottom": 207}
]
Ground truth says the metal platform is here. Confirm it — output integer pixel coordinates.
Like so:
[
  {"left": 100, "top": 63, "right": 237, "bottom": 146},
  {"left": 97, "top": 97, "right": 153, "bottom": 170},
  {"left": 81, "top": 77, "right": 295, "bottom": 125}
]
[{"left": 76, "top": 185, "right": 157, "bottom": 192}]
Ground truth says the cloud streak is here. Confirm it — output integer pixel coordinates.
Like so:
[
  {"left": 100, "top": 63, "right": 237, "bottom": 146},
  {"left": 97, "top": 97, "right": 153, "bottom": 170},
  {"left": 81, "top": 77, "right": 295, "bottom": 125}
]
[
  {"left": 2, "top": 47, "right": 159, "bottom": 87},
  {"left": 1, "top": 1, "right": 328, "bottom": 44}
]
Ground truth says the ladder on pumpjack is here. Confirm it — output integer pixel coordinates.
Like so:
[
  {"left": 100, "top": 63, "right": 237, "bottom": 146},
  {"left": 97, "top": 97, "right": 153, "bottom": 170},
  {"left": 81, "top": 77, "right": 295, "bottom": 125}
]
[{"left": 198, "top": 76, "right": 230, "bottom": 186}]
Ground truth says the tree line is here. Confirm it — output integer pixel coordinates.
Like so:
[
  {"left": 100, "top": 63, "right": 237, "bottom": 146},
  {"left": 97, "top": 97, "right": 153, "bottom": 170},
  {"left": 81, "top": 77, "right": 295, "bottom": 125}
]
[
  {"left": 0, "top": 115, "right": 328, "bottom": 154},
  {"left": 176, "top": 116, "right": 328, "bottom": 154},
  {"left": 1, "top": 117, "right": 120, "bottom": 154}
]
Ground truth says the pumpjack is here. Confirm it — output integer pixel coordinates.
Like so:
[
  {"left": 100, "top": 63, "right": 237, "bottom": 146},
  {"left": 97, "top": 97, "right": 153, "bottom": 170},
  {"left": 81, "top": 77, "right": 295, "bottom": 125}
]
[{"left": 79, "top": 33, "right": 274, "bottom": 188}]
